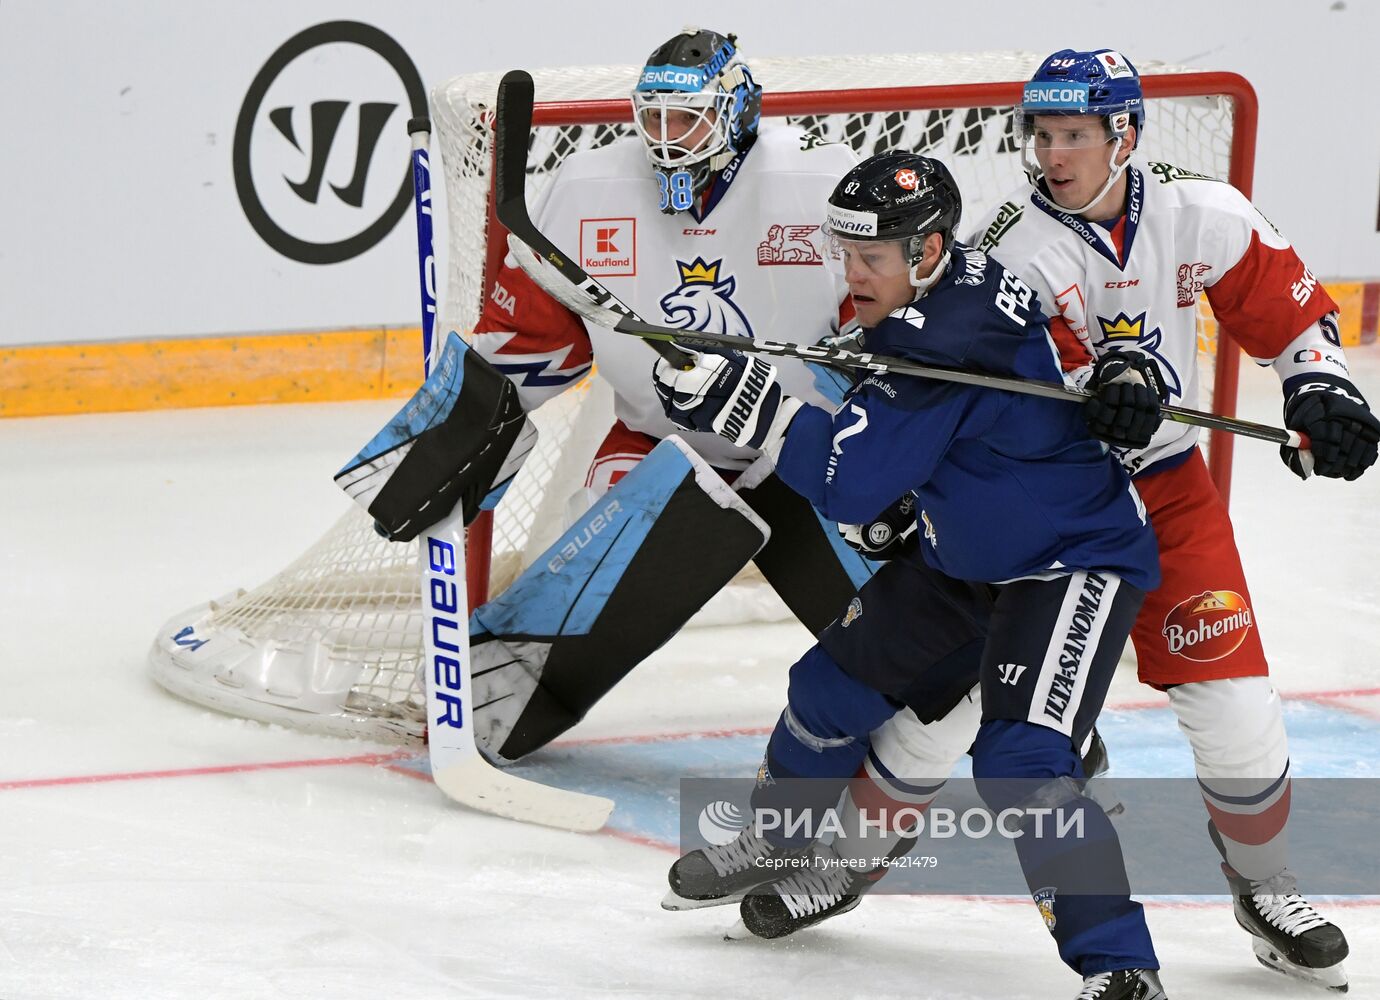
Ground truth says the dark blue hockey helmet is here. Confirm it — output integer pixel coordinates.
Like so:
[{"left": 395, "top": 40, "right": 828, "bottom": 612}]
[{"left": 1020, "top": 48, "right": 1144, "bottom": 149}]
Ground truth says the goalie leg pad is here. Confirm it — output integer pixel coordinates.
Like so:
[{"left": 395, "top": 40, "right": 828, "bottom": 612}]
[
  {"left": 334, "top": 331, "right": 536, "bottom": 541},
  {"left": 736, "top": 471, "right": 876, "bottom": 635},
  {"left": 470, "top": 436, "right": 768, "bottom": 761}
]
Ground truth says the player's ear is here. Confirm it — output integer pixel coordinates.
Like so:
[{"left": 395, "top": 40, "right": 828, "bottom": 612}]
[
  {"left": 1116, "top": 124, "right": 1137, "bottom": 164},
  {"left": 923, "top": 231, "right": 945, "bottom": 265}
]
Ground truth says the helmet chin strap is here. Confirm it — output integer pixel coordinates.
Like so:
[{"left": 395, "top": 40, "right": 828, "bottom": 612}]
[
  {"left": 1025, "top": 137, "right": 1129, "bottom": 217},
  {"left": 908, "top": 249, "right": 951, "bottom": 294}
]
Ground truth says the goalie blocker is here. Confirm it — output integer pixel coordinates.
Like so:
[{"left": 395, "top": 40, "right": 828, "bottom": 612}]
[{"left": 335, "top": 331, "right": 537, "bottom": 542}]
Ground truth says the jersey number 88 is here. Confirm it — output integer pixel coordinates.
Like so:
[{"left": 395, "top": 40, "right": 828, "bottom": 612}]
[{"left": 658, "top": 170, "right": 695, "bottom": 212}]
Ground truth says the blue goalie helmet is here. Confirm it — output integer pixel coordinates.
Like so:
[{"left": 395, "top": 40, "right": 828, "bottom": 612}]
[
  {"left": 1020, "top": 48, "right": 1144, "bottom": 148},
  {"left": 630, "top": 26, "right": 763, "bottom": 213}
]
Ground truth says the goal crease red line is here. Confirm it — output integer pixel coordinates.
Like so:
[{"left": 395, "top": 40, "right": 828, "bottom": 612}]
[{"left": 5, "top": 684, "right": 1374, "bottom": 792}]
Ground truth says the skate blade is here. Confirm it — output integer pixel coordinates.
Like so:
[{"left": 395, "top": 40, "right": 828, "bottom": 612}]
[
  {"left": 723, "top": 918, "right": 753, "bottom": 940},
  {"left": 1252, "top": 939, "right": 1349, "bottom": 992},
  {"left": 661, "top": 888, "right": 744, "bottom": 911}
]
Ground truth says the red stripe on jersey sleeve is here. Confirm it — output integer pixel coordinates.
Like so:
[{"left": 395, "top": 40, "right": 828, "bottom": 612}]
[
  {"left": 838, "top": 294, "right": 857, "bottom": 332},
  {"left": 473, "top": 262, "right": 594, "bottom": 371},
  {"left": 1204, "top": 232, "right": 1338, "bottom": 360},
  {"left": 1049, "top": 313, "right": 1094, "bottom": 371}
]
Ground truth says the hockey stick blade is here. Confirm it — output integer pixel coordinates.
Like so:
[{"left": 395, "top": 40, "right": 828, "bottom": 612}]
[
  {"left": 504, "top": 226, "right": 1304, "bottom": 451},
  {"left": 493, "top": 69, "right": 692, "bottom": 369},
  {"left": 432, "top": 755, "right": 614, "bottom": 833}
]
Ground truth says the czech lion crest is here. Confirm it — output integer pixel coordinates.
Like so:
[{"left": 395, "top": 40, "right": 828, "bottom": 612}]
[{"left": 660, "top": 257, "right": 754, "bottom": 338}]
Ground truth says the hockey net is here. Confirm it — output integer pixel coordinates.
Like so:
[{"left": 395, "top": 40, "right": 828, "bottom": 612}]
[{"left": 148, "top": 51, "right": 1257, "bottom": 743}]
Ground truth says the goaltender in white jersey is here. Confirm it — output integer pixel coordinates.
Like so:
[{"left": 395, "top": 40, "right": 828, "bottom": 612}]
[
  {"left": 473, "top": 77, "right": 855, "bottom": 480},
  {"left": 461, "top": 28, "right": 872, "bottom": 765}
]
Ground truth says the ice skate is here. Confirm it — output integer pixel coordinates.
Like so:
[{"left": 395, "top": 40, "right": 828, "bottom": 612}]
[
  {"left": 737, "top": 844, "right": 883, "bottom": 939},
  {"left": 663, "top": 826, "right": 808, "bottom": 911},
  {"left": 1224, "top": 865, "right": 1349, "bottom": 992},
  {"left": 1075, "top": 968, "right": 1167, "bottom": 999}
]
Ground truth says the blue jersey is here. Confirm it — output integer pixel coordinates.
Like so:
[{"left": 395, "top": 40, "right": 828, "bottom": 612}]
[{"left": 775, "top": 243, "right": 1160, "bottom": 591}]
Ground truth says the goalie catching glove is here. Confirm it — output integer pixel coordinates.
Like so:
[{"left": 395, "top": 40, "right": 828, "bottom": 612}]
[
  {"left": 1083, "top": 350, "right": 1169, "bottom": 450},
  {"left": 653, "top": 350, "right": 801, "bottom": 459},
  {"left": 1279, "top": 373, "right": 1380, "bottom": 481}
]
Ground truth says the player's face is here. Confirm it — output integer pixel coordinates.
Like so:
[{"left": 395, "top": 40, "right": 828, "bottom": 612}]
[
  {"left": 1030, "top": 114, "right": 1127, "bottom": 213},
  {"left": 835, "top": 239, "right": 916, "bottom": 327},
  {"left": 638, "top": 105, "right": 719, "bottom": 161}
]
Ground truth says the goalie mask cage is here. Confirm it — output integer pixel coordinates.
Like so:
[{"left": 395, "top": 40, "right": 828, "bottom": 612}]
[{"left": 148, "top": 51, "right": 1257, "bottom": 743}]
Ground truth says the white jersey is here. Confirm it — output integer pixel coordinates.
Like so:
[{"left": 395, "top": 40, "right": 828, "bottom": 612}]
[
  {"left": 472, "top": 125, "right": 858, "bottom": 471},
  {"left": 970, "top": 160, "right": 1344, "bottom": 476}
]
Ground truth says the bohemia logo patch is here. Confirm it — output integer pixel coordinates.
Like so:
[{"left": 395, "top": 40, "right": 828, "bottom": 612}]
[
  {"left": 660, "top": 257, "right": 754, "bottom": 338},
  {"left": 757, "top": 224, "right": 822, "bottom": 265},
  {"left": 1162, "top": 590, "right": 1254, "bottom": 661},
  {"left": 579, "top": 218, "right": 636, "bottom": 275}
]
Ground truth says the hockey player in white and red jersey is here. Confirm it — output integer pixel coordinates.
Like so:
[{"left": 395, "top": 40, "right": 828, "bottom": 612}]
[
  {"left": 958, "top": 49, "right": 1377, "bottom": 991},
  {"left": 458, "top": 28, "right": 875, "bottom": 762}
]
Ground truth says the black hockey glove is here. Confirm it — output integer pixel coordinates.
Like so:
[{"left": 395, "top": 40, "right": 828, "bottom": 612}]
[
  {"left": 1084, "top": 351, "right": 1169, "bottom": 450},
  {"left": 1280, "top": 374, "right": 1380, "bottom": 481},
  {"left": 840, "top": 492, "right": 918, "bottom": 561}
]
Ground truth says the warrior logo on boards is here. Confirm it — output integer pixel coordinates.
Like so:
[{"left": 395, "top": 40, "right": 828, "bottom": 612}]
[
  {"left": 1162, "top": 590, "right": 1254, "bottom": 661},
  {"left": 1095, "top": 311, "right": 1183, "bottom": 400},
  {"left": 660, "top": 257, "right": 754, "bottom": 339},
  {"left": 233, "top": 21, "right": 427, "bottom": 264}
]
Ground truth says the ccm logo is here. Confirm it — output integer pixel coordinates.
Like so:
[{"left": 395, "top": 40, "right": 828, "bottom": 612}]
[
  {"left": 682, "top": 228, "right": 716, "bottom": 236},
  {"left": 1105, "top": 279, "right": 1139, "bottom": 288}
]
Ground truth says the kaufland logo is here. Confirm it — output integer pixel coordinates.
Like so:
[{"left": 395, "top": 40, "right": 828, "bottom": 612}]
[
  {"left": 1023, "top": 82, "right": 1090, "bottom": 110},
  {"left": 580, "top": 217, "right": 636, "bottom": 275}
]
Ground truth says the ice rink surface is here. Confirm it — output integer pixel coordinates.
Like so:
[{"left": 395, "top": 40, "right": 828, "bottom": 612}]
[{"left": 3, "top": 355, "right": 1379, "bottom": 999}]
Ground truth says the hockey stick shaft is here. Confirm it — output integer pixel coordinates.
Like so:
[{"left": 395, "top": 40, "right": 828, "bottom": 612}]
[
  {"left": 613, "top": 314, "right": 1306, "bottom": 449},
  {"left": 406, "top": 117, "right": 613, "bottom": 832},
  {"left": 493, "top": 69, "right": 694, "bottom": 369},
  {"left": 500, "top": 212, "right": 1304, "bottom": 452}
]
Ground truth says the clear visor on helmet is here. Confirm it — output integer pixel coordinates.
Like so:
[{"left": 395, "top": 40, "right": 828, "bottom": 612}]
[
  {"left": 631, "top": 90, "right": 733, "bottom": 168},
  {"left": 822, "top": 234, "right": 918, "bottom": 279},
  {"left": 1017, "top": 112, "right": 1123, "bottom": 150}
]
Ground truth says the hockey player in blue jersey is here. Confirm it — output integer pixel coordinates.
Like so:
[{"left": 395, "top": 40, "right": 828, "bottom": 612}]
[{"left": 653, "top": 152, "right": 1168, "bottom": 999}]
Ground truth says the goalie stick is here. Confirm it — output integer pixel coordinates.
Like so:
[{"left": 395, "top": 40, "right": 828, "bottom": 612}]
[
  {"left": 405, "top": 116, "right": 613, "bottom": 833},
  {"left": 491, "top": 70, "right": 1307, "bottom": 455}
]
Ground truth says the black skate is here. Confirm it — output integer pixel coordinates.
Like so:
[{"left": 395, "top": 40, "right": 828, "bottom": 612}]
[
  {"left": 735, "top": 845, "right": 884, "bottom": 939},
  {"left": 1224, "top": 864, "right": 1349, "bottom": 992},
  {"left": 662, "top": 827, "right": 807, "bottom": 911},
  {"left": 1076, "top": 969, "right": 1166, "bottom": 999}
]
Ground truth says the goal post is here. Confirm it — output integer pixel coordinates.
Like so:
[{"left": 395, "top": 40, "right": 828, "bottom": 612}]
[{"left": 148, "top": 51, "right": 1259, "bottom": 744}]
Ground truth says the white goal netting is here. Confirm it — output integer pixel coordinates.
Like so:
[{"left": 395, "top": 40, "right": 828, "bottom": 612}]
[{"left": 149, "top": 51, "right": 1255, "bottom": 742}]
